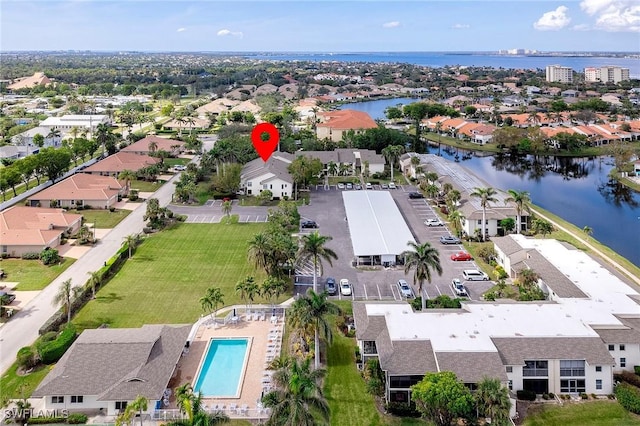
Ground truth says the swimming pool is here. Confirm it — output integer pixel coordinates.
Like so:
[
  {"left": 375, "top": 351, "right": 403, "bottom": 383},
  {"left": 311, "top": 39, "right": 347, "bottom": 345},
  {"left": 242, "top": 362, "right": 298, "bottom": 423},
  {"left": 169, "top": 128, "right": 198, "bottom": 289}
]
[{"left": 193, "top": 338, "right": 250, "bottom": 398}]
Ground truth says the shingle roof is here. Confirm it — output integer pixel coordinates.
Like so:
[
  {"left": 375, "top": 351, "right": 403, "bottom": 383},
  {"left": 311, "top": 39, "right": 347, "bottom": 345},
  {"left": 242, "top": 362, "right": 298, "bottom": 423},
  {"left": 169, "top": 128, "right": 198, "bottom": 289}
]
[
  {"left": 33, "top": 325, "right": 190, "bottom": 400},
  {"left": 593, "top": 316, "right": 640, "bottom": 344},
  {"left": 491, "top": 337, "right": 614, "bottom": 365},
  {"left": 241, "top": 152, "right": 295, "bottom": 184},
  {"left": 515, "top": 250, "right": 588, "bottom": 298},
  {"left": 377, "top": 328, "right": 438, "bottom": 375},
  {"left": 493, "top": 236, "right": 525, "bottom": 256},
  {"left": 28, "top": 174, "right": 123, "bottom": 203},
  {"left": 436, "top": 352, "right": 507, "bottom": 383}
]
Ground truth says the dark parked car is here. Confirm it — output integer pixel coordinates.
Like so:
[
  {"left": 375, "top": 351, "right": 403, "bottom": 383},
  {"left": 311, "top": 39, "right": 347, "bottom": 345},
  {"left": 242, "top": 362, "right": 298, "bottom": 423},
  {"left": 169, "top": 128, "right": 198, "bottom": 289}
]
[
  {"left": 408, "top": 192, "right": 424, "bottom": 199},
  {"left": 301, "top": 220, "right": 318, "bottom": 229},
  {"left": 440, "top": 235, "right": 462, "bottom": 244},
  {"left": 0, "top": 291, "right": 16, "bottom": 305},
  {"left": 326, "top": 277, "right": 336, "bottom": 295}
]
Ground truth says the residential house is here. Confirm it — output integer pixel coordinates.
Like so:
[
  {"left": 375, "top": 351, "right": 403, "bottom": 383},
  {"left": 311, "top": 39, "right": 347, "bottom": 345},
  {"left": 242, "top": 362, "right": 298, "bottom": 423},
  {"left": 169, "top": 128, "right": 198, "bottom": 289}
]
[
  {"left": 561, "top": 89, "right": 579, "bottom": 98},
  {"left": 7, "top": 72, "right": 51, "bottom": 91},
  {"left": 230, "top": 100, "right": 262, "bottom": 115},
  {"left": 0, "top": 145, "right": 20, "bottom": 160},
  {"left": 302, "top": 148, "right": 385, "bottom": 176},
  {"left": 39, "top": 115, "right": 111, "bottom": 135},
  {"left": 195, "top": 99, "right": 239, "bottom": 118},
  {"left": 83, "top": 152, "right": 160, "bottom": 177},
  {"left": 27, "top": 174, "right": 125, "bottom": 210},
  {"left": 10, "top": 126, "right": 63, "bottom": 152},
  {"left": 162, "top": 117, "right": 209, "bottom": 134},
  {"left": 316, "top": 110, "right": 378, "bottom": 142},
  {"left": 120, "top": 136, "right": 185, "bottom": 156},
  {"left": 0, "top": 206, "right": 82, "bottom": 257},
  {"left": 240, "top": 152, "right": 295, "bottom": 199},
  {"left": 32, "top": 325, "right": 190, "bottom": 417}
]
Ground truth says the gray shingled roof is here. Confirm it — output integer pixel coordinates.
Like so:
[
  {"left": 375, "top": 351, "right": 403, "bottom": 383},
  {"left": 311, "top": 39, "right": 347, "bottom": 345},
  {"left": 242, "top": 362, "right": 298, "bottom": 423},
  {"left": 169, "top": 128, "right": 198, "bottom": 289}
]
[
  {"left": 353, "top": 301, "right": 407, "bottom": 341},
  {"left": 593, "top": 316, "right": 640, "bottom": 344},
  {"left": 493, "top": 236, "right": 525, "bottom": 256},
  {"left": 33, "top": 325, "right": 190, "bottom": 400},
  {"left": 491, "top": 337, "right": 614, "bottom": 365},
  {"left": 377, "top": 328, "right": 437, "bottom": 375},
  {"left": 517, "top": 250, "right": 588, "bottom": 298},
  {"left": 436, "top": 352, "right": 508, "bottom": 383}
]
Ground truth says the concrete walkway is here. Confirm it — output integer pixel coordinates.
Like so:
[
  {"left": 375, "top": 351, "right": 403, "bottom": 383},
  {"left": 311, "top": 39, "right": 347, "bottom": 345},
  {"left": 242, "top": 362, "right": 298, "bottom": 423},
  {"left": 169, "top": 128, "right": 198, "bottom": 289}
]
[
  {"left": 0, "top": 174, "right": 180, "bottom": 375},
  {"left": 530, "top": 206, "right": 640, "bottom": 287}
]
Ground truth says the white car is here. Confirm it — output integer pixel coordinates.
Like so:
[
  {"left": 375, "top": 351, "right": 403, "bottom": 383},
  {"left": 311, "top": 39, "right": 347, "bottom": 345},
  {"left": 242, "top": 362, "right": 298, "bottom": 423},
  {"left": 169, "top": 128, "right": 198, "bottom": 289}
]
[
  {"left": 337, "top": 183, "right": 345, "bottom": 189},
  {"left": 424, "top": 218, "right": 444, "bottom": 227},
  {"left": 397, "top": 279, "right": 414, "bottom": 299},
  {"left": 365, "top": 182, "right": 373, "bottom": 190},
  {"left": 174, "top": 165, "right": 187, "bottom": 171},
  {"left": 340, "top": 279, "right": 352, "bottom": 296},
  {"left": 388, "top": 182, "right": 397, "bottom": 189},
  {"left": 451, "top": 279, "right": 469, "bottom": 297}
]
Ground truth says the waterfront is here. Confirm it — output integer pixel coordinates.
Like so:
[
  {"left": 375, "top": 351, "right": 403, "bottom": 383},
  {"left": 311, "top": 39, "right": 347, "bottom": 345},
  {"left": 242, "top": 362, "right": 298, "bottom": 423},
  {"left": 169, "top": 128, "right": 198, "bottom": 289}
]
[{"left": 338, "top": 97, "right": 413, "bottom": 120}]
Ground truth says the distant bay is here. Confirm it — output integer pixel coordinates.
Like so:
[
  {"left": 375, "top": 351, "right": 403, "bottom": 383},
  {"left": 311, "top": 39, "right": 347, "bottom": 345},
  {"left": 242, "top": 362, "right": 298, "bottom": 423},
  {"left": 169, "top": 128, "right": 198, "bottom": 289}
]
[{"left": 244, "top": 52, "right": 640, "bottom": 78}]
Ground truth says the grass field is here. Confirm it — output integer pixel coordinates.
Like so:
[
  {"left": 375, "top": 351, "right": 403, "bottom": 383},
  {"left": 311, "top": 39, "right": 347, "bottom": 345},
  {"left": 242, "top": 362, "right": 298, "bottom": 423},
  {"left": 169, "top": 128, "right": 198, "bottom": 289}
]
[
  {"left": 130, "top": 179, "right": 163, "bottom": 193},
  {"left": 4, "top": 258, "right": 76, "bottom": 291},
  {"left": 523, "top": 401, "right": 640, "bottom": 426},
  {"left": 67, "top": 208, "right": 131, "bottom": 229},
  {"left": 0, "top": 362, "right": 51, "bottom": 400},
  {"left": 72, "top": 223, "right": 270, "bottom": 330}
]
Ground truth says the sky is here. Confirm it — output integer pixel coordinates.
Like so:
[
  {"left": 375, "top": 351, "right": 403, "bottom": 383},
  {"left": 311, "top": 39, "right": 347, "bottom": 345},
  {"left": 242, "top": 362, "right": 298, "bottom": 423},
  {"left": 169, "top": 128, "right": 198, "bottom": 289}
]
[{"left": 1, "top": 1, "right": 639, "bottom": 52}]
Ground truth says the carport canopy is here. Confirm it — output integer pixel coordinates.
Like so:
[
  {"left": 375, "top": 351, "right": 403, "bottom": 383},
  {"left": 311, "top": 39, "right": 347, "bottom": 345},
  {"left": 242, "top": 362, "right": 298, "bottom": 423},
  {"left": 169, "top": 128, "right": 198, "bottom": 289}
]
[{"left": 342, "top": 191, "right": 416, "bottom": 261}]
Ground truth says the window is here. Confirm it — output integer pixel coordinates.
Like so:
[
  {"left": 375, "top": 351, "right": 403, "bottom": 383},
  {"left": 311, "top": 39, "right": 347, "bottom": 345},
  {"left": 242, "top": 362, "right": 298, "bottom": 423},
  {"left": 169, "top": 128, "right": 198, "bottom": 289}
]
[
  {"left": 608, "top": 344, "right": 615, "bottom": 351},
  {"left": 506, "top": 366, "right": 513, "bottom": 373},
  {"left": 523, "top": 360, "right": 548, "bottom": 377},
  {"left": 477, "top": 220, "right": 482, "bottom": 225},
  {"left": 247, "top": 182, "right": 252, "bottom": 187},
  {"left": 560, "top": 379, "right": 585, "bottom": 393},
  {"left": 620, "top": 344, "right": 626, "bottom": 351},
  {"left": 596, "top": 380, "right": 602, "bottom": 390},
  {"left": 596, "top": 366, "right": 602, "bottom": 372},
  {"left": 115, "top": 401, "right": 128, "bottom": 411},
  {"left": 263, "top": 184, "right": 268, "bottom": 189},
  {"left": 508, "top": 380, "right": 513, "bottom": 390},
  {"left": 620, "top": 358, "right": 626, "bottom": 368},
  {"left": 560, "top": 360, "right": 585, "bottom": 377},
  {"left": 71, "top": 396, "right": 83, "bottom": 404},
  {"left": 51, "top": 396, "right": 64, "bottom": 404}
]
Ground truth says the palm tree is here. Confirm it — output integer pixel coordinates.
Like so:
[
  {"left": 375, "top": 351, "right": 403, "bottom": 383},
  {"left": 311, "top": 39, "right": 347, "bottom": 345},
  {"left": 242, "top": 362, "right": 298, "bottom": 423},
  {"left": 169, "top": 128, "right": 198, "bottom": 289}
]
[
  {"left": 296, "top": 231, "right": 338, "bottom": 294},
  {"left": 327, "top": 161, "right": 338, "bottom": 177},
  {"left": 52, "top": 278, "right": 81, "bottom": 324},
  {"left": 504, "top": 189, "right": 531, "bottom": 234},
  {"left": 86, "top": 270, "right": 101, "bottom": 299},
  {"left": 435, "top": 121, "right": 443, "bottom": 155},
  {"left": 262, "top": 357, "right": 330, "bottom": 425},
  {"left": 129, "top": 395, "right": 148, "bottom": 426},
  {"left": 248, "top": 233, "right": 271, "bottom": 275},
  {"left": 118, "top": 170, "right": 137, "bottom": 195},
  {"left": 401, "top": 241, "right": 443, "bottom": 310},
  {"left": 221, "top": 200, "right": 232, "bottom": 218},
  {"left": 172, "top": 383, "right": 229, "bottom": 426},
  {"left": 261, "top": 276, "right": 288, "bottom": 307},
  {"left": 123, "top": 233, "right": 141, "bottom": 258},
  {"left": 381, "top": 145, "right": 405, "bottom": 182},
  {"left": 200, "top": 287, "right": 224, "bottom": 321},
  {"left": 148, "top": 140, "right": 158, "bottom": 154},
  {"left": 470, "top": 187, "right": 498, "bottom": 241},
  {"left": 288, "top": 289, "right": 341, "bottom": 369},
  {"left": 447, "top": 209, "right": 466, "bottom": 238},
  {"left": 583, "top": 225, "right": 593, "bottom": 239},
  {"left": 235, "top": 276, "right": 257, "bottom": 311},
  {"left": 475, "top": 378, "right": 511, "bottom": 426}
]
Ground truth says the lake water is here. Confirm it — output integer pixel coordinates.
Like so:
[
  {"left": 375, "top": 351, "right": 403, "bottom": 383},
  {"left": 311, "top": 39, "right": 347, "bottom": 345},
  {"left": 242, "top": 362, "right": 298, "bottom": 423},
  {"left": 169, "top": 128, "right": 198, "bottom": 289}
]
[{"left": 341, "top": 98, "right": 640, "bottom": 266}]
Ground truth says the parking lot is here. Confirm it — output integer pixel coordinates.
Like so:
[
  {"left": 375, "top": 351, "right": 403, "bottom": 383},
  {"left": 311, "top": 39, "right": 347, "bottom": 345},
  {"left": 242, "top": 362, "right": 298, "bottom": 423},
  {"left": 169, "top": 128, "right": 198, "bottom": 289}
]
[{"left": 297, "top": 185, "right": 494, "bottom": 302}]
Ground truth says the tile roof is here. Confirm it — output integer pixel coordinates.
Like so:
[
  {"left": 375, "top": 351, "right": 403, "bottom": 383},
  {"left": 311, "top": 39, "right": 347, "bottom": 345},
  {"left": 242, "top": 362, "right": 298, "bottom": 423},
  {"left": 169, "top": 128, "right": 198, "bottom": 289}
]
[
  {"left": 0, "top": 206, "right": 82, "bottom": 246},
  {"left": 436, "top": 352, "right": 507, "bottom": 383},
  {"left": 84, "top": 152, "right": 160, "bottom": 174},
  {"left": 491, "top": 337, "right": 614, "bottom": 365},
  {"left": 33, "top": 325, "right": 190, "bottom": 400},
  {"left": 8, "top": 72, "right": 51, "bottom": 90},
  {"left": 121, "top": 135, "right": 184, "bottom": 154},
  {"left": 317, "top": 110, "right": 377, "bottom": 130},
  {"left": 28, "top": 174, "right": 123, "bottom": 203}
]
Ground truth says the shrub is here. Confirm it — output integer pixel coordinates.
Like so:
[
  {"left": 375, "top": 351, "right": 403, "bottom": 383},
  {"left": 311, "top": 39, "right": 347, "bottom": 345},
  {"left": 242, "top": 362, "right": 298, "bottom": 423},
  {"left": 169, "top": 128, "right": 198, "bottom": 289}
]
[
  {"left": 129, "top": 190, "right": 139, "bottom": 201},
  {"left": 548, "top": 392, "right": 555, "bottom": 398},
  {"left": 635, "top": 366, "right": 640, "bottom": 375},
  {"left": 28, "top": 417, "right": 66, "bottom": 424},
  {"left": 40, "top": 248, "right": 60, "bottom": 265},
  {"left": 580, "top": 392, "right": 588, "bottom": 399},
  {"left": 542, "top": 393, "right": 550, "bottom": 400},
  {"left": 517, "top": 390, "right": 537, "bottom": 401},
  {"left": 109, "top": 206, "right": 116, "bottom": 212},
  {"left": 17, "top": 346, "right": 38, "bottom": 369},
  {"left": 40, "top": 331, "right": 58, "bottom": 343},
  {"left": 21, "top": 252, "right": 40, "bottom": 260},
  {"left": 385, "top": 402, "right": 421, "bottom": 418},
  {"left": 67, "top": 413, "right": 88, "bottom": 424},
  {"left": 615, "top": 382, "right": 640, "bottom": 414},
  {"left": 38, "top": 324, "right": 77, "bottom": 364},
  {"left": 618, "top": 371, "right": 640, "bottom": 388}
]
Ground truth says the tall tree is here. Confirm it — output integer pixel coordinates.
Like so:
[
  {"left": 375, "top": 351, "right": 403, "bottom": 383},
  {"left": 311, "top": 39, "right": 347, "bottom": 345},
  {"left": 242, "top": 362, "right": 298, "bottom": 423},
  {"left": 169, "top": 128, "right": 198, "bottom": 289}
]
[
  {"left": 296, "top": 231, "right": 338, "bottom": 294},
  {"left": 381, "top": 144, "right": 405, "bottom": 182},
  {"left": 52, "top": 278, "right": 81, "bottom": 324},
  {"left": 262, "top": 357, "right": 330, "bottom": 425},
  {"left": 504, "top": 189, "right": 531, "bottom": 234},
  {"left": 122, "top": 233, "right": 141, "bottom": 259},
  {"left": 403, "top": 102, "right": 430, "bottom": 152},
  {"left": 86, "top": 270, "right": 101, "bottom": 299},
  {"left": 200, "top": 287, "right": 224, "bottom": 321},
  {"left": 470, "top": 187, "right": 498, "bottom": 241},
  {"left": 401, "top": 241, "right": 443, "bottom": 310},
  {"left": 172, "top": 383, "right": 228, "bottom": 426},
  {"left": 221, "top": 200, "right": 232, "bottom": 218},
  {"left": 261, "top": 276, "right": 288, "bottom": 307},
  {"left": 411, "top": 371, "right": 473, "bottom": 426},
  {"left": 475, "top": 377, "right": 511, "bottom": 426},
  {"left": 288, "top": 289, "right": 341, "bottom": 369},
  {"left": 235, "top": 276, "right": 258, "bottom": 311},
  {"left": 118, "top": 169, "right": 137, "bottom": 195}
]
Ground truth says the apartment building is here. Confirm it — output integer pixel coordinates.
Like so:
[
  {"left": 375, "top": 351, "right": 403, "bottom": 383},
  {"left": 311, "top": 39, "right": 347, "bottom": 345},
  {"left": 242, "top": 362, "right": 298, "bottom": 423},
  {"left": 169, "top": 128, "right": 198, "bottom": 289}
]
[
  {"left": 585, "top": 66, "right": 630, "bottom": 84},
  {"left": 545, "top": 65, "right": 573, "bottom": 83}
]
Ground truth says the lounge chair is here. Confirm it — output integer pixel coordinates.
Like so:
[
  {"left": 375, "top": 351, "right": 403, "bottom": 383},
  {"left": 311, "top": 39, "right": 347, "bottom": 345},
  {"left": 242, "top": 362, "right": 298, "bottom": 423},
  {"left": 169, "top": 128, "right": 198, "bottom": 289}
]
[
  {"left": 229, "top": 403, "right": 237, "bottom": 414},
  {"left": 240, "top": 404, "right": 248, "bottom": 415}
]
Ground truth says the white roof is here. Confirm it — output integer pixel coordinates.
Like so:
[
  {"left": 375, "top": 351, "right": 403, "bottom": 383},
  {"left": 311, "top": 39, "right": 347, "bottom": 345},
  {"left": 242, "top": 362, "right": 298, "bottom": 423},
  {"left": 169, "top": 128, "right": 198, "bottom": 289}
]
[{"left": 342, "top": 191, "right": 416, "bottom": 257}]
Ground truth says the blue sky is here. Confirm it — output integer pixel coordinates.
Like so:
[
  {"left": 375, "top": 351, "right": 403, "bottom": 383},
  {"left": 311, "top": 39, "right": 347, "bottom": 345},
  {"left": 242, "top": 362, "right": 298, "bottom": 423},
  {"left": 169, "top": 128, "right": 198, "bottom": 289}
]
[{"left": 1, "top": 1, "right": 638, "bottom": 52}]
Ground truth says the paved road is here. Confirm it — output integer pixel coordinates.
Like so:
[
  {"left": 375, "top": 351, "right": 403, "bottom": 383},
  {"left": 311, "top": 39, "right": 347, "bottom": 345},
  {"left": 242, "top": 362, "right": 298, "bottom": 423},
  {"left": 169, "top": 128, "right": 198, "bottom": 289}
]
[{"left": 0, "top": 174, "right": 180, "bottom": 375}]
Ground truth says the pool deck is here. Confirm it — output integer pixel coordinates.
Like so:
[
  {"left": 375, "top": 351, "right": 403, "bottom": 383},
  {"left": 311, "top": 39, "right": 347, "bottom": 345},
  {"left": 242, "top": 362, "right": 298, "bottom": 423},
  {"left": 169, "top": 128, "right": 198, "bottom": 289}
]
[{"left": 166, "top": 310, "right": 283, "bottom": 418}]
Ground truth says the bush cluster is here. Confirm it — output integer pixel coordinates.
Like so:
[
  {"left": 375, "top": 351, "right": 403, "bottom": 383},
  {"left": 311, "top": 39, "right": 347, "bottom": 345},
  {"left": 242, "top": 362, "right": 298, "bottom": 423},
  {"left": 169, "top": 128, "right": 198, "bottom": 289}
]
[
  {"left": 40, "top": 248, "right": 61, "bottom": 265},
  {"left": 616, "top": 371, "right": 640, "bottom": 388},
  {"left": 635, "top": 366, "right": 640, "bottom": 375},
  {"left": 516, "top": 390, "right": 536, "bottom": 401},
  {"left": 21, "top": 252, "right": 40, "bottom": 260},
  {"left": 37, "top": 324, "right": 77, "bottom": 364},
  {"left": 67, "top": 413, "right": 88, "bottom": 424},
  {"left": 385, "top": 402, "right": 421, "bottom": 417},
  {"left": 17, "top": 346, "right": 38, "bottom": 369},
  {"left": 615, "top": 383, "right": 640, "bottom": 414}
]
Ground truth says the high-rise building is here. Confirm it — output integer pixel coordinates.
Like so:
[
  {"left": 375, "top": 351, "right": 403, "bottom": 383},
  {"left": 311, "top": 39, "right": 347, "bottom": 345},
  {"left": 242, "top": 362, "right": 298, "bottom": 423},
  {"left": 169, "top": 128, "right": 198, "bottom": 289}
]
[
  {"left": 584, "top": 66, "right": 630, "bottom": 84},
  {"left": 546, "top": 65, "right": 573, "bottom": 83}
]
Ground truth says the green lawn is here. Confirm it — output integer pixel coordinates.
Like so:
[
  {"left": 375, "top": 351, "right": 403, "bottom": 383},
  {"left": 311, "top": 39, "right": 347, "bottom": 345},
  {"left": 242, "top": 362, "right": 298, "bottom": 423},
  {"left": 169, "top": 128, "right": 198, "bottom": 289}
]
[
  {"left": 72, "top": 223, "right": 270, "bottom": 330},
  {"left": 523, "top": 400, "right": 640, "bottom": 426},
  {"left": 130, "top": 179, "right": 163, "bottom": 193},
  {"left": 3, "top": 258, "right": 76, "bottom": 291},
  {"left": 0, "top": 362, "right": 51, "bottom": 401},
  {"left": 164, "top": 158, "right": 190, "bottom": 167},
  {"left": 67, "top": 208, "right": 131, "bottom": 229}
]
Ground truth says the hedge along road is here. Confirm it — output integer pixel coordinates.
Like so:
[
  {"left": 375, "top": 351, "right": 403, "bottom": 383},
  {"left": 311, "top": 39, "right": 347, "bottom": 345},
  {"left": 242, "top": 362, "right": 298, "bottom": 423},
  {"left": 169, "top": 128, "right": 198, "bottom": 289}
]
[{"left": 0, "top": 173, "right": 180, "bottom": 375}]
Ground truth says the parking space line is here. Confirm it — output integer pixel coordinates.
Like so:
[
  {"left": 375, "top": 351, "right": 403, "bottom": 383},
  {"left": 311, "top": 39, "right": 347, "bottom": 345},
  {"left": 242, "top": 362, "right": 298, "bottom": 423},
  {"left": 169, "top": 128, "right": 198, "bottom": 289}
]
[
  {"left": 362, "top": 284, "right": 368, "bottom": 300},
  {"left": 377, "top": 283, "right": 382, "bottom": 300},
  {"left": 389, "top": 284, "right": 400, "bottom": 301}
]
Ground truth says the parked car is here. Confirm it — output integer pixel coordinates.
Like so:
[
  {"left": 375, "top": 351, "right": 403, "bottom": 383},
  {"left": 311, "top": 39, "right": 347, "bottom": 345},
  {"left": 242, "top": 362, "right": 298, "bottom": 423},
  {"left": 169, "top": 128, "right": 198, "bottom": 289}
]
[
  {"left": 409, "top": 192, "right": 424, "bottom": 199},
  {"left": 326, "top": 277, "right": 337, "bottom": 295},
  {"left": 340, "top": 279, "right": 352, "bottom": 296},
  {"left": 0, "top": 291, "right": 16, "bottom": 305},
  {"left": 301, "top": 220, "right": 318, "bottom": 229},
  {"left": 451, "top": 251, "right": 473, "bottom": 261},
  {"left": 424, "top": 218, "right": 444, "bottom": 227},
  {"left": 388, "top": 182, "right": 397, "bottom": 189},
  {"left": 397, "top": 279, "right": 414, "bottom": 299},
  {"left": 174, "top": 165, "right": 187, "bottom": 171},
  {"left": 346, "top": 183, "right": 353, "bottom": 190},
  {"left": 440, "top": 235, "right": 461, "bottom": 244},
  {"left": 381, "top": 183, "right": 389, "bottom": 189},
  {"left": 451, "top": 279, "right": 468, "bottom": 297},
  {"left": 462, "top": 269, "right": 490, "bottom": 281},
  {"left": 337, "top": 183, "right": 345, "bottom": 189},
  {"left": 355, "top": 184, "right": 362, "bottom": 190},
  {"left": 365, "top": 182, "right": 373, "bottom": 190}
]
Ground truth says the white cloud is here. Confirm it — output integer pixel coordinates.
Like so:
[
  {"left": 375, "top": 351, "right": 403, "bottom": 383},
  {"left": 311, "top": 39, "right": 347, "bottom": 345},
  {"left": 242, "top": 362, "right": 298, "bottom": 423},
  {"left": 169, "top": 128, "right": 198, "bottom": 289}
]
[
  {"left": 581, "top": 0, "right": 614, "bottom": 15},
  {"left": 580, "top": 0, "right": 640, "bottom": 32},
  {"left": 176, "top": 28, "right": 186, "bottom": 32},
  {"left": 571, "top": 23, "right": 591, "bottom": 30},
  {"left": 217, "top": 29, "right": 243, "bottom": 38},
  {"left": 382, "top": 21, "right": 400, "bottom": 28},
  {"left": 534, "top": 6, "right": 571, "bottom": 30},
  {"left": 451, "top": 23, "right": 470, "bottom": 29}
]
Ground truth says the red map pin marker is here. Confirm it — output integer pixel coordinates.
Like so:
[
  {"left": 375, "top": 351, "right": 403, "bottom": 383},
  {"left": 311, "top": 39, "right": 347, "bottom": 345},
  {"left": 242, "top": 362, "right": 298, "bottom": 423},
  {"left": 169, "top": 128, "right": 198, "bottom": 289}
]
[{"left": 251, "top": 123, "right": 280, "bottom": 162}]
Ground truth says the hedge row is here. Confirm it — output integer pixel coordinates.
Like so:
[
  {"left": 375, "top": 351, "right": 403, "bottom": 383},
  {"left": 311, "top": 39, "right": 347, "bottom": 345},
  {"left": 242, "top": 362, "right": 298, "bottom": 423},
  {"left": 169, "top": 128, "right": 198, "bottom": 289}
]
[
  {"left": 517, "top": 390, "right": 537, "bottom": 401},
  {"left": 27, "top": 413, "right": 87, "bottom": 424},
  {"left": 615, "top": 383, "right": 640, "bottom": 414},
  {"left": 615, "top": 371, "right": 640, "bottom": 388},
  {"left": 37, "top": 324, "right": 77, "bottom": 364}
]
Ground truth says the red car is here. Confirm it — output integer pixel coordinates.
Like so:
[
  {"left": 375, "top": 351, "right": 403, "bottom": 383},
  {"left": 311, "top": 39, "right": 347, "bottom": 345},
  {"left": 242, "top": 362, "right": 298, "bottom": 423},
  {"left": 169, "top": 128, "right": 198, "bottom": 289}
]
[{"left": 450, "top": 251, "right": 473, "bottom": 261}]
